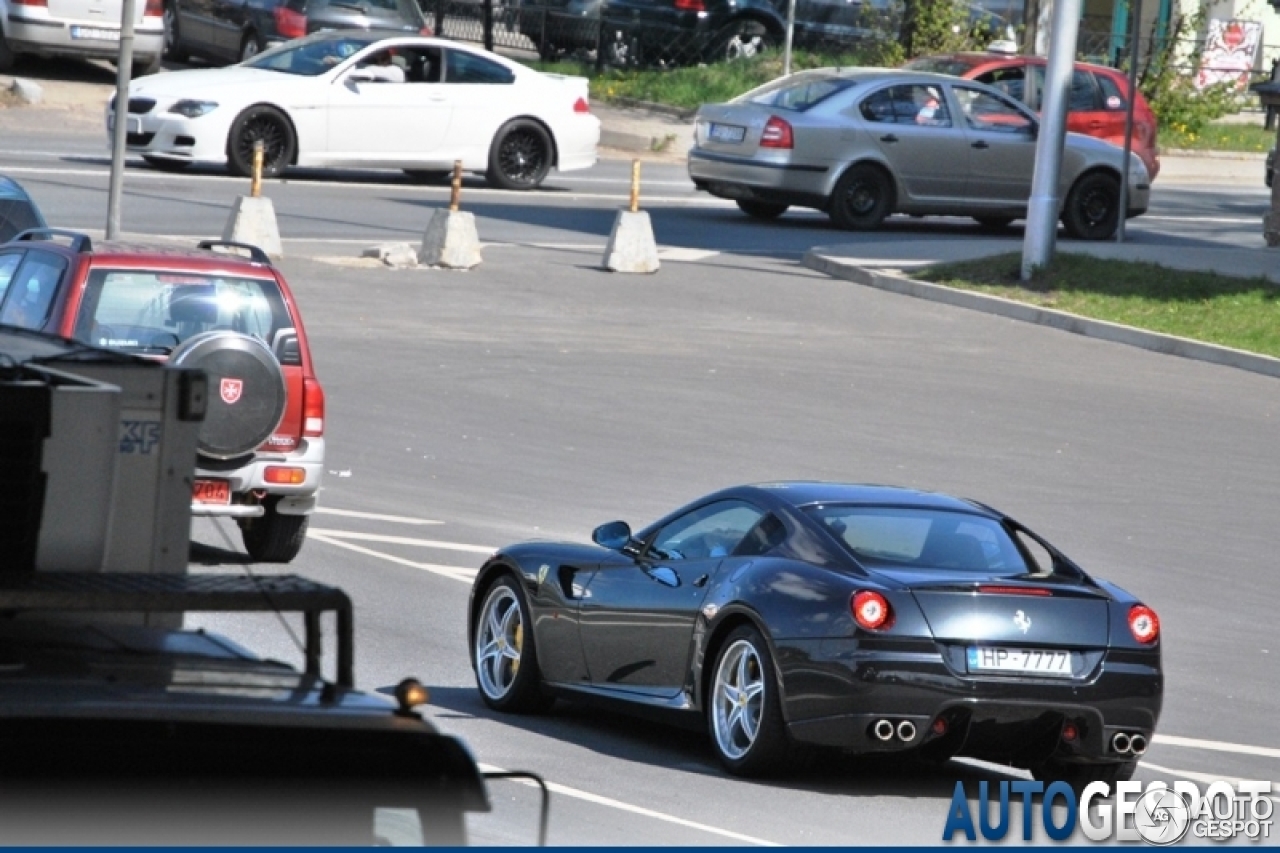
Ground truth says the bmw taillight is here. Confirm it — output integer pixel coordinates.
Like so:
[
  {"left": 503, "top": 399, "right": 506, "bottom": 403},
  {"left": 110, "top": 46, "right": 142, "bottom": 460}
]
[
  {"left": 760, "top": 116, "right": 793, "bottom": 149},
  {"left": 674, "top": 0, "right": 705, "bottom": 9},
  {"left": 852, "top": 590, "right": 892, "bottom": 631},
  {"left": 274, "top": 6, "right": 307, "bottom": 39},
  {"left": 303, "top": 377, "right": 325, "bottom": 436},
  {"left": 1128, "top": 604, "right": 1159, "bottom": 644},
  {"left": 573, "top": 96, "right": 591, "bottom": 114}
]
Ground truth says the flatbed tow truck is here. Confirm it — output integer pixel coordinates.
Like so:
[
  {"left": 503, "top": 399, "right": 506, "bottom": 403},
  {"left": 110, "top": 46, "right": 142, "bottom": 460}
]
[{"left": 0, "top": 325, "right": 545, "bottom": 845}]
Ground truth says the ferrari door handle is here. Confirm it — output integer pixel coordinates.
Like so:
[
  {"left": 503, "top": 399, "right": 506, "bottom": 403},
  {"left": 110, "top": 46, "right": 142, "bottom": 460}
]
[
  {"left": 879, "top": 134, "right": 899, "bottom": 143},
  {"left": 971, "top": 140, "right": 990, "bottom": 149},
  {"left": 693, "top": 574, "right": 709, "bottom": 588}
]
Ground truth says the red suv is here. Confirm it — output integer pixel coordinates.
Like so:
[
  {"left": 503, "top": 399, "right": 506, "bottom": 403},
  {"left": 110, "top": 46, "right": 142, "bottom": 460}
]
[
  {"left": 0, "top": 230, "right": 325, "bottom": 563},
  {"left": 905, "top": 52, "right": 1161, "bottom": 180}
]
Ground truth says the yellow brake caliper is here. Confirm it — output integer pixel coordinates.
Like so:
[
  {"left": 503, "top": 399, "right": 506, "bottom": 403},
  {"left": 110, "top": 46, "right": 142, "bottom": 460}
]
[{"left": 511, "top": 622, "right": 523, "bottom": 676}]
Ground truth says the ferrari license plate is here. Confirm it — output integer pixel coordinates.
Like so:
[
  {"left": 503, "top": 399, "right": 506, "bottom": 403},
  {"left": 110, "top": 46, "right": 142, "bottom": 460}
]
[
  {"left": 708, "top": 123, "right": 746, "bottom": 144},
  {"left": 192, "top": 479, "right": 231, "bottom": 505},
  {"left": 967, "top": 647, "right": 1073, "bottom": 677}
]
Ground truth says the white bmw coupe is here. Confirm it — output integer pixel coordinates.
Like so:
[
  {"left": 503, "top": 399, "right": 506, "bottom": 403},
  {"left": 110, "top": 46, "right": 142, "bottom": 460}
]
[{"left": 108, "top": 30, "right": 600, "bottom": 189}]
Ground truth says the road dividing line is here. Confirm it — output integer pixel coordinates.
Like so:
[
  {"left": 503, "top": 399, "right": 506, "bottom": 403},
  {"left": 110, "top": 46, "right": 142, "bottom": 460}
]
[
  {"left": 314, "top": 507, "right": 445, "bottom": 525},
  {"left": 1153, "top": 734, "right": 1280, "bottom": 761},
  {"left": 1139, "top": 760, "right": 1280, "bottom": 799},
  {"left": 477, "top": 763, "right": 781, "bottom": 846},
  {"left": 308, "top": 532, "right": 477, "bottom": 583},
  {"left": 310, "top": 528, "right": 494, "bottom": 554}
]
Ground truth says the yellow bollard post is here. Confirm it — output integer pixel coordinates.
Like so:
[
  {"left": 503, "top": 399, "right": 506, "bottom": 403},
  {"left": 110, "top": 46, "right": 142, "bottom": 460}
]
[
  {"left": 629, "top": 159, "right": 640, "bottom": 213},
  {"left": 450, "top": 160, "right": 463, "bottom": 212},
  {"left": 251, "top": 140, "right": 264, "bottom": 199}
]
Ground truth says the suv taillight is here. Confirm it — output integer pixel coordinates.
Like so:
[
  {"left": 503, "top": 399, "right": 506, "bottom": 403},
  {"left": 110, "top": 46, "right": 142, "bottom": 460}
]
[
  {"left": 274, "top": 6, "right": 307, "bottom": 39},
  {"left": 760, "top": 116, "right": 793, "bottom": 149},
  {"left": 303, "top": 377, "right": 325, "bottom": 436}
]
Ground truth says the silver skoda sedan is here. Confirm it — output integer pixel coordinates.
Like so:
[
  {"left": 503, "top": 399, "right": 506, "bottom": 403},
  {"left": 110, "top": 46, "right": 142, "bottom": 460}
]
[{"left": 688, "top": 68, "right": 1150, "bottom": 240}]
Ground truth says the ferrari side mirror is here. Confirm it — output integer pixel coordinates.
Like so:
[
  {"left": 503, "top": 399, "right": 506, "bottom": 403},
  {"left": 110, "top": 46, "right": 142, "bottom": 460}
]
[{"left": 592, "top": 520, "right": 632, "bottom": 550}]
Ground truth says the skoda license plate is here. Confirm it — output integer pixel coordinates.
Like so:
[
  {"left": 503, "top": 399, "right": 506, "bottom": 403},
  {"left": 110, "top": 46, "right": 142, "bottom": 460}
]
[
  {"left": 708, "top": 123, "right": 745, "bottom": 144},
  {"left": 967, "top": 647, "right": 1072, "bottom": 677}
]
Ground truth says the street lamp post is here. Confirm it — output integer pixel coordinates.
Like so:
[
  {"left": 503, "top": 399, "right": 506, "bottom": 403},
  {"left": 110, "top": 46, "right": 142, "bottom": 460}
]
[{"left": 105, "top": 0, "right": 138, "bottom": 240}]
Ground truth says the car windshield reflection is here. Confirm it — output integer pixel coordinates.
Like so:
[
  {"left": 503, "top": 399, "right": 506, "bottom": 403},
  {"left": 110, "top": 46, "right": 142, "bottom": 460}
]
[{"left": 243, "top": 32, "right": 382, "bottom": 76}]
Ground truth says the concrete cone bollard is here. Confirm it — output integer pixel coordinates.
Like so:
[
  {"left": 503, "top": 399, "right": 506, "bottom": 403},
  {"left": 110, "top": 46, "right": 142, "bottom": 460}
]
[
  {"left": 602, "top": 160, "right": 659, "bottom": 273},
  {"left": 418, "top": 161, "right": 482, "bottom": 270},
  {"left": 222, "top": 141, "right": 283, "bottom": 258}
]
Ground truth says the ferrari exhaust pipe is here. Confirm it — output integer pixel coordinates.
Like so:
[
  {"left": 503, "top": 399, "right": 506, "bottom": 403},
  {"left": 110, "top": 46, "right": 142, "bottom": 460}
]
[
  {"left": 873, "top": 720, "right": 895, "bottom": 741},
  {"left": 897, "top": 720, "right": 917, "bottom": 742},
  {"left": 1112, "top": 732, "right": 1132, "bottom": 754},
  {"left": 1129, "top": 734, "right": 1147, "bottom": 755}
]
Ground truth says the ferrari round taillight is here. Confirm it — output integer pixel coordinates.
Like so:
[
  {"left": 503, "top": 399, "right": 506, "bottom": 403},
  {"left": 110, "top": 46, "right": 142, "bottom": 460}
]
[
  {"left": 1128, "top": 604, "right": 1159, "bottom": 644},
  {"left": 852, "top": 590, "right": 891, "bottom": 631},
  {"left": 760, "top": 116, "right": 793, "bottom": 149}
]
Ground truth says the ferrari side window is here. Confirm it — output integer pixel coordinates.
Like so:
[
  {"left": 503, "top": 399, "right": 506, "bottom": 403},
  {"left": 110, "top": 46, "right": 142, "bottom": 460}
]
[
  {"left": 1012, "top": 529, "right": 1054, "bottom": 576},
  {"left": 647, "top": 500, "right": 764, "bottom": 562},
  {"left": 734, "top": 514, "right": 787, "bottom": 557}
]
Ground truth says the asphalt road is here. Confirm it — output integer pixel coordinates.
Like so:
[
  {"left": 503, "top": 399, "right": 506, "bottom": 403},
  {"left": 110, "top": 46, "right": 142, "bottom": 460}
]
[{"left": 3, "top": 113, "right": 1279, "bottom": 845}]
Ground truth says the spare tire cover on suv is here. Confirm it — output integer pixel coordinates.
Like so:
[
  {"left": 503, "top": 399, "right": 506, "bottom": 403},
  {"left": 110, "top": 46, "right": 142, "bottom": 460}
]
[{"left": 170, "top": 331, "right": 287, "bottom": 460}]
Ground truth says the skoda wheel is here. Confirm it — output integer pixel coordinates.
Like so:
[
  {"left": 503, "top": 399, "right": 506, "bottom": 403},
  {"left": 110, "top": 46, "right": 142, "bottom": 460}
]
[
  {"left": 486, "top": 119, "right": 552, "bottom": 190},
  {"left": 472, "top": 575, "right": 551, "bottom": 712},
  {"left": 1062, "top": 171, "right": 1120, "bottom": 240},
  {"left": 829, "top": 164, "right": 892, "bottom": 231},
  {"left": 708, "top": 624, "right": 789, "bottom": 776},
  {"left": 227, "top": 105, "right": 295, "bottom": 178}
]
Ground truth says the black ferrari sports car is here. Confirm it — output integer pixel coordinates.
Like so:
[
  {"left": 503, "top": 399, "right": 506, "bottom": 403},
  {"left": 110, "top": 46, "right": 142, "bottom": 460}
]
[{"left": 468, "top": 483, "right": 1162, "bottom": 781}]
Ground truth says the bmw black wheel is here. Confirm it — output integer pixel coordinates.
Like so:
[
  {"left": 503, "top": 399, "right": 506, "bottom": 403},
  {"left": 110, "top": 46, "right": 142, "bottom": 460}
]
[
  {"left": 472, "top": 574, "right": 553, "bottom": 713},
  {"left": 486, "top": 119, "right": 552, "bottom": 190},
  {"left": 736, "top": 200, "right": 789, "bottom": 220},
  {"left": 227, "top": 105, "right": 295, "bottom": 178},
  {"left": 1062, "top": 171, "right": 1120, "bottom": 240},
  {"left": 707, "top": 624, "right": 790, "bottom": 776},
  {"left": 828, "top": 164, "right": 893, "bottom": 231}
]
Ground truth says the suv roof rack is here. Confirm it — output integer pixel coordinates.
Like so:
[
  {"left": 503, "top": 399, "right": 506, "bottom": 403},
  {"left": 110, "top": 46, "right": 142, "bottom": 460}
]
[
  {"left": 12, "top": 229, "right": 93, "bottom": 253},
  {"left": 197, "top": 239, "right": 272, "bottom": 265},
  {"left": 0, "top": 572, "right": 353, "bottom": 686}
]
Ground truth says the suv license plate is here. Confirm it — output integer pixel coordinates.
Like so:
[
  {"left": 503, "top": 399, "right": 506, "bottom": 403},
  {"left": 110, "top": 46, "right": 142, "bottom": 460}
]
[
  {"left": 193, "top": 479, "right": 231, "bottom": 505},
  {"left": 967, "top": 647, "right": 1073, "bottom": 677},
  {"left": 709, "top": 123, "right": 746, "bottom": 144}
]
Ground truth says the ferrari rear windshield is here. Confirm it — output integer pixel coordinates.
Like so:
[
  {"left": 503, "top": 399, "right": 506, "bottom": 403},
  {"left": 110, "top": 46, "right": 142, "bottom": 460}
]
[
  {"left": 736, "top": 74, "right": 857, "bottom": 112},
  {"left": 72, "top": 269, "right": 291, "bottom": 355},
  {"left": 804, "top": 505, "right": 1030, "bottom": 572}
]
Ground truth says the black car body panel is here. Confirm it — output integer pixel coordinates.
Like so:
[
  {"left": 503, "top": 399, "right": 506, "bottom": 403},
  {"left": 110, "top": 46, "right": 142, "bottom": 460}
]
[
  {"left": 0, "top": 175, "right": 46, "bottom": 243},
  {"left": 469, "top": 482, "right": 1162, "bottom": 772}
]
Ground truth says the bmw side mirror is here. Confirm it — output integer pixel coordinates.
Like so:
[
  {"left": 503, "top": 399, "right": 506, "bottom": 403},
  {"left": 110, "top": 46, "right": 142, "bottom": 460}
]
[{"left": 592, "top": 520, "right": 632, "bottom": 550}]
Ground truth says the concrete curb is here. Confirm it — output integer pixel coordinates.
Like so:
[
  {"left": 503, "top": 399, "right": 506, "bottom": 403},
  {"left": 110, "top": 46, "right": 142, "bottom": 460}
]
[{"left": 801, "top": 249, "right": 1280, "bottom": 381}]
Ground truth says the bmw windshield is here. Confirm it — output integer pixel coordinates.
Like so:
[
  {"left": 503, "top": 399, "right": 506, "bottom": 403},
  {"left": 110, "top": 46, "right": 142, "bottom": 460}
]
[{"left": 241, "top": 32, "right": 382, "bottom": 76}]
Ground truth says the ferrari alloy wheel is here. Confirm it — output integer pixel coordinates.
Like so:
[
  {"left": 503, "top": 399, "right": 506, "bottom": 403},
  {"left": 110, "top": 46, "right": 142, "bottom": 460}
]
[
  {"left": 473, "top": 575, "right": 552, "bottom": 712},
  {"left": 227, "top": 105, "right": 295, "bottom": 178},
  {"left": 1062, "top": 171, "right": 1120, "bottom": 240},
  {"left": 708, "top": 625, "right": 789, "bottom": 775},
  {"left": 486, "top": 120, "right": 552, "bottom": 190},
  {"left": 829, "top": 164, "right": 892, "bottom": 231}
]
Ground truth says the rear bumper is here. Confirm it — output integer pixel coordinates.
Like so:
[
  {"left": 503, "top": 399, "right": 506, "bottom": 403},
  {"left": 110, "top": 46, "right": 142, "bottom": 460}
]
[
  {"left": 689, "top": 148, "right": 832, "bottom": 209},
  {"left": 778, "top": 638, "right": 1161, "bottom": 764},
  {"left": 6, "top": 15, "right": 163, "bottom": 61},
  {"left": 190, "top": 437, "right": 325, "bottom": 518}
]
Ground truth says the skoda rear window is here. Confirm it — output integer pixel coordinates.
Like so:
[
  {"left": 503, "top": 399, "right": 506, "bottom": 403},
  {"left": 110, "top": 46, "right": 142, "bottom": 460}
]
[
  {"left": 804, "top": 505, "right": 1028, "bottom": 571},
  {"left": 72, "top": 270, "right": 291, "bottom": 355},
  {"left": 737, "top": 75, "right": 855, "bottom": 111}
]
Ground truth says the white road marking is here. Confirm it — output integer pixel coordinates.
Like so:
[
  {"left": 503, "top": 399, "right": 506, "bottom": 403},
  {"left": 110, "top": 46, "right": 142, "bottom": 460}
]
[
  {"left": 1154, "top": 733, "right": 1280, "bottom": 761},
  {"left": 477, "top": 763, "right": 781, "bottom": 846},
  {"left": 307, "top": 532, "right": 478, "bottom": 582},
  {"left": 1138, "top": 215, "right": 1260, "bottom": 225},
  {"left": 310, "top": 528, "right": 495, "bottom": 554},
  {"left": 314, "top": 507, "right": 444, "bottom": 525},
  {"left": 658, "top": 247, "right": 721, "bottom": 262},
  {"left": 1139, "top": 760, "right": 1280, "bottom": 799}
]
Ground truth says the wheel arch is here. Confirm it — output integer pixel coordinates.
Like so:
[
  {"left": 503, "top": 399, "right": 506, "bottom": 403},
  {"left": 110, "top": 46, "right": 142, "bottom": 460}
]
[
  {"left": 468, "top": 555, "right": 535, "bottom": 668},
  {"left": 1062, "top": 165, "right": 1122, "bottom": 207},
  {"left": 695, "top": 604, "right": 786, "bottom": 719},
  {"left": 827, "top": 157, "right": 899, "bottom": 213},
  {"left": 225, "top": 102, "right": 301, "bottom": 167}
]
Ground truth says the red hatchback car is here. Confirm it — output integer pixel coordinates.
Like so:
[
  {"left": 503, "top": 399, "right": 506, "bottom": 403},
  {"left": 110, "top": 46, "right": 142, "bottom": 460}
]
[
  {"left": 906, "top": 52, "right": 1161, "bottom": 180},
  {"left": 0, "top": 229, "right": 325, "bottom": 563}
]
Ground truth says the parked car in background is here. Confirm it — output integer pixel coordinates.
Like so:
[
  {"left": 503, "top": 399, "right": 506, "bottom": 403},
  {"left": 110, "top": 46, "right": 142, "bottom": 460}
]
[
  {"left": 0, "top": 0, "right": 163, "bottom": 75},
  {"left": 116, "top": 31, "right": 599, "bottom": 189},
  {"left": 905, "top": 51, "right": 1161, "bottom": 179},
  {"left": 689, "top": 68, "right": 1150, "bottom": 240},
  {"left": 0, "top": 229, "right": 326, "bottom": 563},
  {"left": 0, "top": 175, "right": 46, "bottom": 242},
  {"left": 163, "top": 0, "right": 430, "bottom": 66}
]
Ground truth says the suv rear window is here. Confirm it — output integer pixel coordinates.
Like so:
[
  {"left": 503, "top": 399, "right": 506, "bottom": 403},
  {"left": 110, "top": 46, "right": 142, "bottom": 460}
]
[
  {"left": 738, "top": 74, "right": 856, "bottom": 111},
  {"left": 72, "top": 270, "right": 293, "bottom": 355}
]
